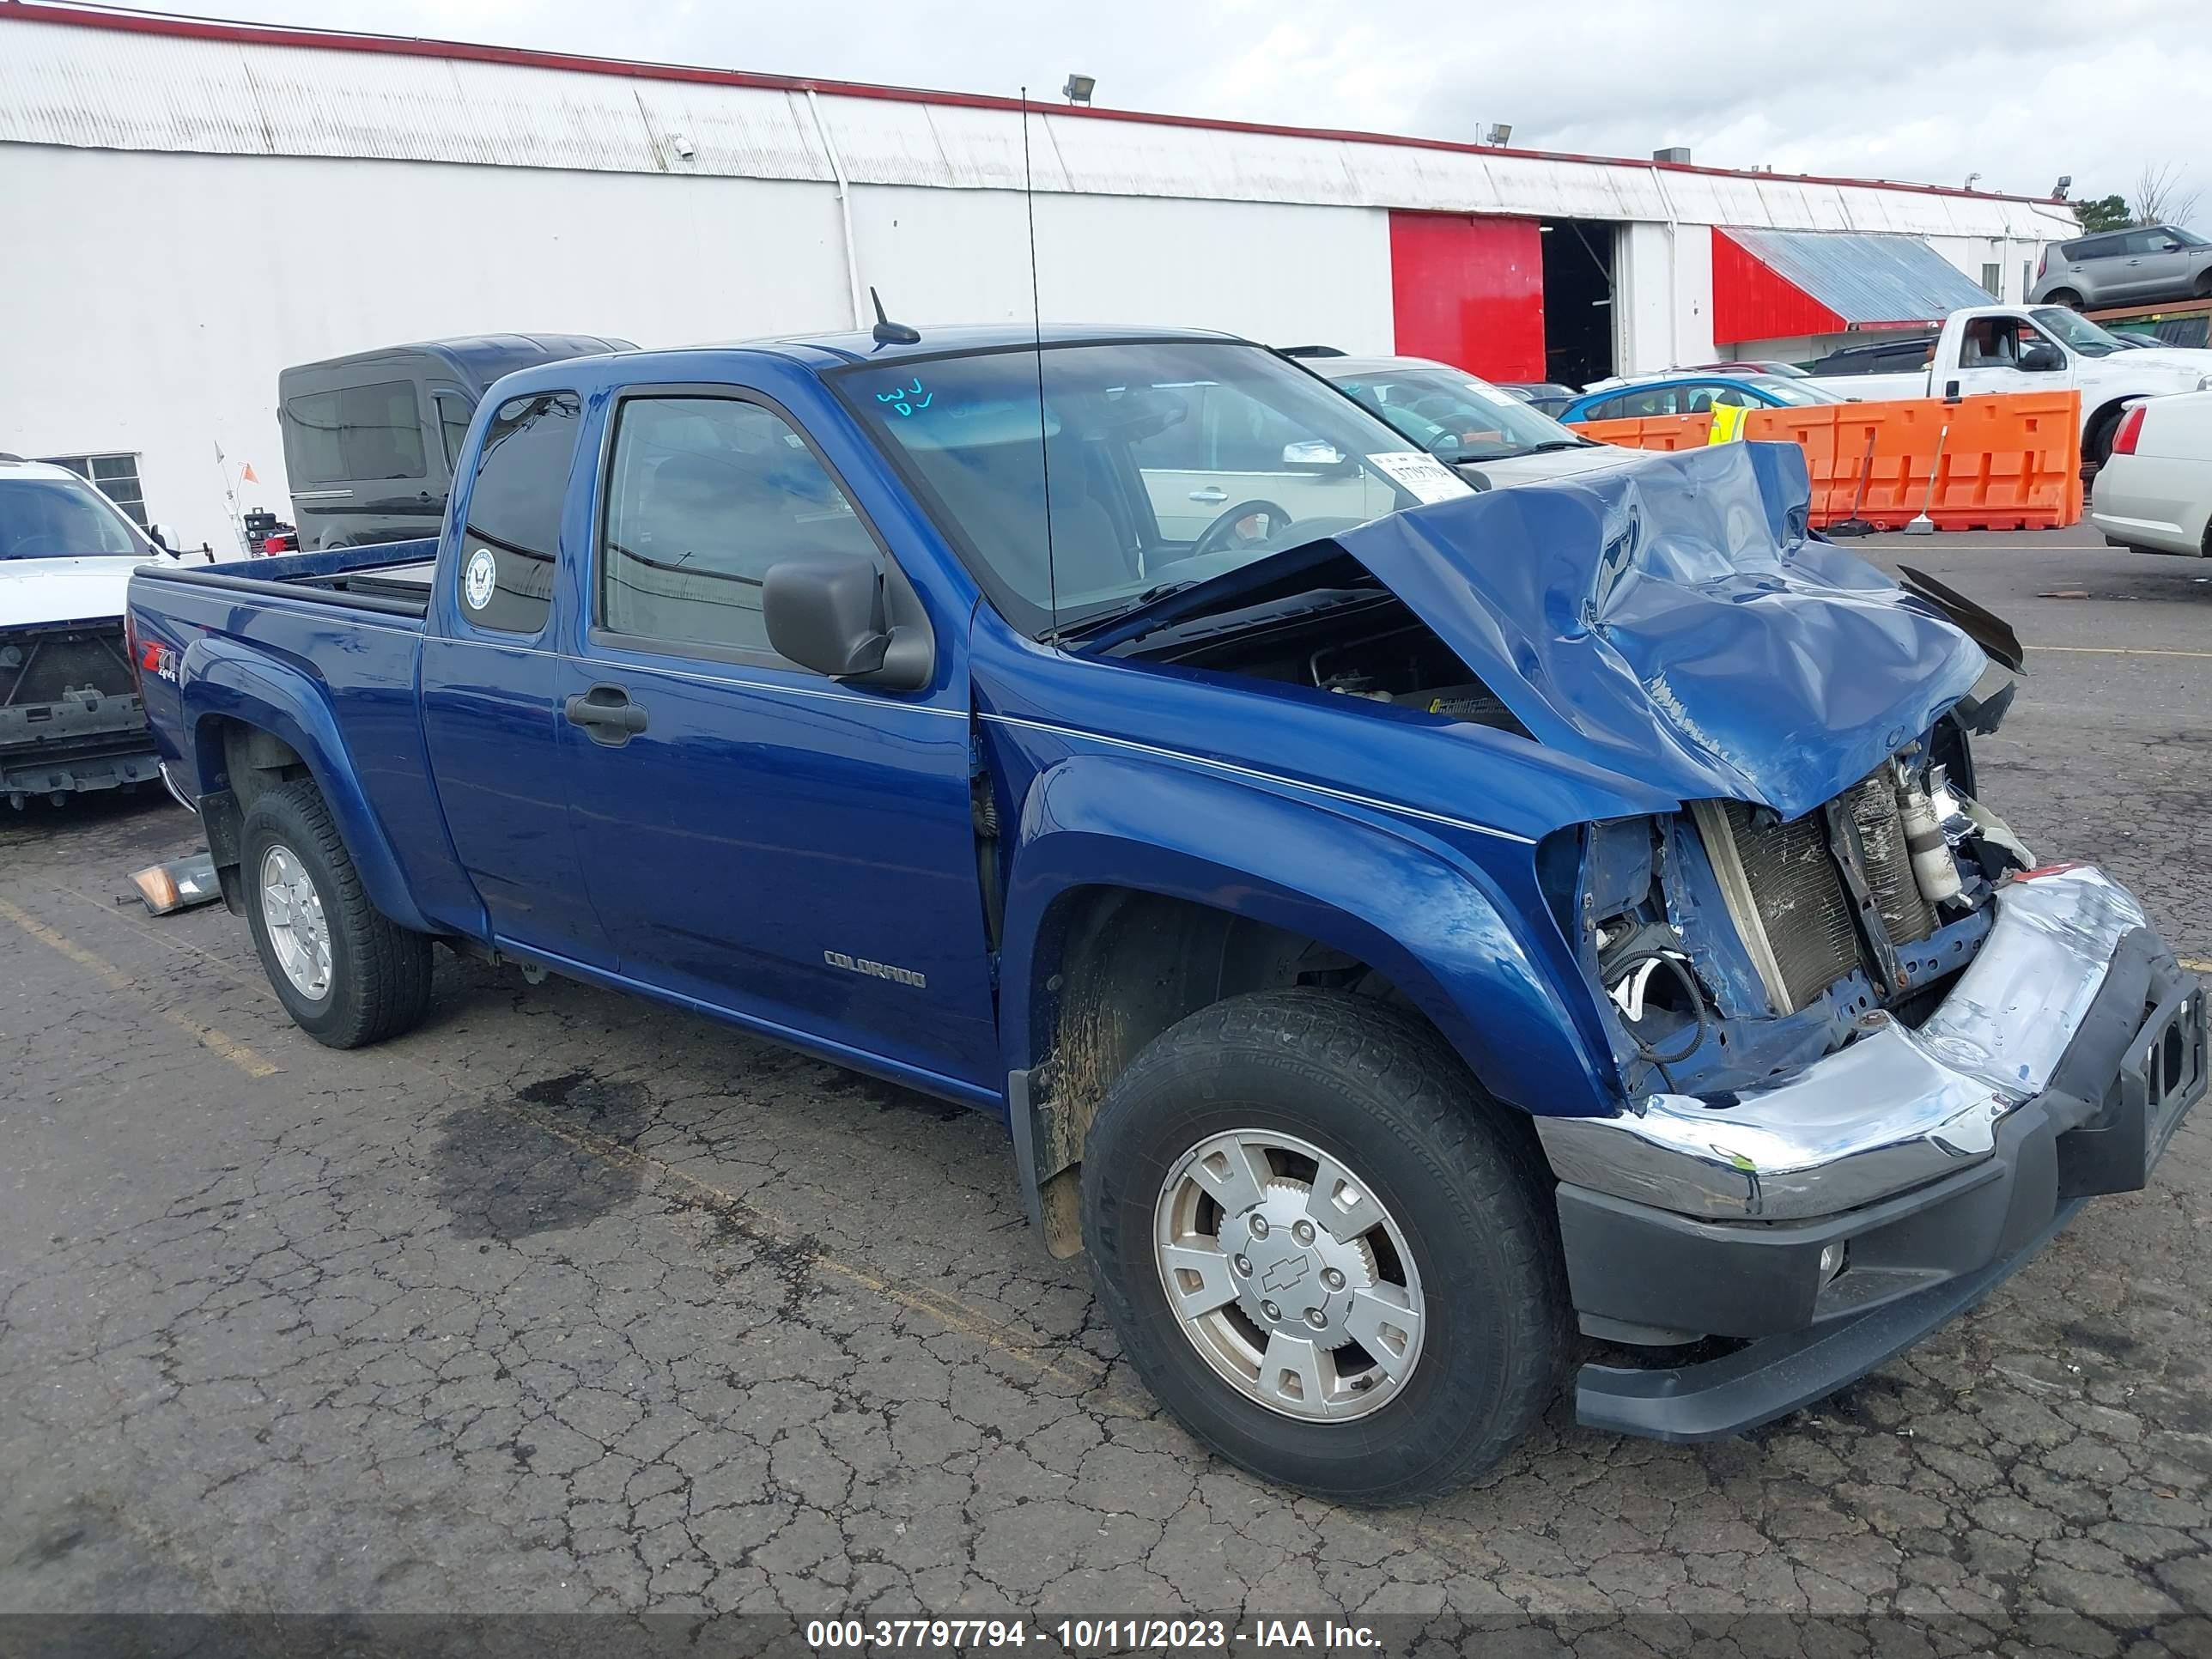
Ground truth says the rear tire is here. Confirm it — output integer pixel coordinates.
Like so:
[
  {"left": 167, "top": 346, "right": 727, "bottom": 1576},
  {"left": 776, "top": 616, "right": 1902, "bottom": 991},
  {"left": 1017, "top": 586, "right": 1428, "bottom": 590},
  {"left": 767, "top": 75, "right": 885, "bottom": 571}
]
[
  {"left": 2045, "top": 288, "right": 2082, "bottom": 309},
  {"left": 241, "top": 778, "right": 434, "bottom": 1048},
  {"left": 2086, "top": 407, "right": 2124, "bottom": 468},
  {"left": 1080, "top": 988, "right": 1570, "bottom": 1504}
]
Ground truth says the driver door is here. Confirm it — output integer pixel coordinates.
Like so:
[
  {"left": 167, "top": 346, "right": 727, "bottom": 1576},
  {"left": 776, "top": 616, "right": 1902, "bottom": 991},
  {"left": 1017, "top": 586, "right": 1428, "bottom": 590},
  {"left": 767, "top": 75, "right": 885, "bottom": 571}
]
[
  {"left": 1132, "top": 382, "right": 1397, "bottom": 540},
  {"left": 2121, "top": 229, "right": 2192, "bottom": 302},
  {"left": 1954, "top": 316, "right": 2063, "bottom": 398}
]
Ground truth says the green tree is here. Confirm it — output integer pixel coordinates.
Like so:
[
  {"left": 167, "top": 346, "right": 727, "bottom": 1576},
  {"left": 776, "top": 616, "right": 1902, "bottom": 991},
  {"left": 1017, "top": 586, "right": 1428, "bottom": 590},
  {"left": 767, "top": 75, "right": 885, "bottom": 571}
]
[{"left": 2073, "top": 194, "right": 2130, "bottom": 232}]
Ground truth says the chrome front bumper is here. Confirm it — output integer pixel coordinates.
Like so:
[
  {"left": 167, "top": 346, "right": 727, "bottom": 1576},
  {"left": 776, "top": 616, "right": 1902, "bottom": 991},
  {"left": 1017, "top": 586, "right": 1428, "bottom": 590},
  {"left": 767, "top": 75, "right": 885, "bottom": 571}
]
[{"left": 1537, "top": 866, "right": 2179, "bottom": 1221}]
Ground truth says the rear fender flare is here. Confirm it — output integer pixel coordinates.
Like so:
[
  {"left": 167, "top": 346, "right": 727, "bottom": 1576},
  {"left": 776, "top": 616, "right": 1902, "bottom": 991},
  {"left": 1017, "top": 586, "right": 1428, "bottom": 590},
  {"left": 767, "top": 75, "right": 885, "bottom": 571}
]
[
  {"left": 181, "top": 639, "right": 433, "bottom": 933},
  {"left": 1000, "top": 754, "right": 1614, "bottom": 1117}
]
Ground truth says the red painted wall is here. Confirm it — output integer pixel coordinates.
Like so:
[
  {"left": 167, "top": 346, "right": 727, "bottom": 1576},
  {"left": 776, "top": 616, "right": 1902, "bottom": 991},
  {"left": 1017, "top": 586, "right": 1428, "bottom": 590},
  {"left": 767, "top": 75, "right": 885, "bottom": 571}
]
[
  {"left": 1389, "top": 212, "right": 1546, "bottom": 381},
  {"left": 1710, "top": 227, "right": 1846, "bottom": 345}
]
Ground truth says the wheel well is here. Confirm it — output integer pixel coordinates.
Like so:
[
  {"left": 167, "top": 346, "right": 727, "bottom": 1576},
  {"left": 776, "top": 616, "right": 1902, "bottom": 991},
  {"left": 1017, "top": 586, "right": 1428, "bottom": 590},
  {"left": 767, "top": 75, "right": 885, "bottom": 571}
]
[
  {"left": 194, "top": 718, "right": 313, "bottom": 911},
  {"left": 1017, "top": 886, "right": 1433, "bottom": 1257},
  {"left": 2085, "top": 398, "right": 2130, "bottom": 465}
]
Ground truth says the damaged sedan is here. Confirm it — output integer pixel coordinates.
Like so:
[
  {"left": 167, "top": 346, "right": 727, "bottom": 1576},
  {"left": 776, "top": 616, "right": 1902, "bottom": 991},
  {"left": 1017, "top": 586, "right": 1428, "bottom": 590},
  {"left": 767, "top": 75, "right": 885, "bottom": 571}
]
[{"left": 128, "top": 327, "right": 2204, "bottom": 1504}]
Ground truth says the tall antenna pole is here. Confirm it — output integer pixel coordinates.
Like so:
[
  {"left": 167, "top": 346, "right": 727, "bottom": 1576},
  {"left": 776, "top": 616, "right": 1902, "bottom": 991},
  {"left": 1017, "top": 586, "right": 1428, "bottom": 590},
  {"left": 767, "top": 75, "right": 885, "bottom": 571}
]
[{"left": 1021, "top": 86, "right": 1058, "bottom": 634}]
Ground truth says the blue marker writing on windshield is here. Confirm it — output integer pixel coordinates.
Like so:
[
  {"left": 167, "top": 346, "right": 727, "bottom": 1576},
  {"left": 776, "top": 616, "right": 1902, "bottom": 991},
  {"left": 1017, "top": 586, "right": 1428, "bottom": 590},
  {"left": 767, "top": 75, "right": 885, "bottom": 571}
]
[{"left": 877, "top": 379, "right": 933, "bottom": 417}]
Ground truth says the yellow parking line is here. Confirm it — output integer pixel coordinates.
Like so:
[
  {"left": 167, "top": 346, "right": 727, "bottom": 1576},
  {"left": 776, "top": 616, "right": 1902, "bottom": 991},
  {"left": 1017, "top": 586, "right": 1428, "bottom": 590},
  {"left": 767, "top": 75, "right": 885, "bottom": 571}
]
[
  {"left": 2030, "top": 645, "right": 2212, "bottom": 660},
  {"left": 504, "top": 1101, "right": 1123, "bottom": 1402},
  {"left": 0, "top": 895, "right": 279, "bottom": 1079},
  {"left": 2181, "top": 957, "right": 2212, "bottom": 974}
]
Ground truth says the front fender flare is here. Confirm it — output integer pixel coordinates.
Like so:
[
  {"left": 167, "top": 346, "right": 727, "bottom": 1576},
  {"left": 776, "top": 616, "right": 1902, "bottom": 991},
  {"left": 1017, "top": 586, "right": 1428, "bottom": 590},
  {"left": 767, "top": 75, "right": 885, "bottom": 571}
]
[
  {"left": 1000, "top": 753, "right": 1616, "bottom": 1118},
  {"left": 181, "top": 638, "right": 434, "bottom": 934}
]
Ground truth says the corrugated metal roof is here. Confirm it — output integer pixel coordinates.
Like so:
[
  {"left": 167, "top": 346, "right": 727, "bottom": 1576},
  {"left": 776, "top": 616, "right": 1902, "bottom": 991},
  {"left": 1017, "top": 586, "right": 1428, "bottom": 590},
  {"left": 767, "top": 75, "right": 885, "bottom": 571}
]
[
  {"left": 1722, "top": 228, "right": 2008, "bottom": 325},
  {"left": 0, "top": 7, "right": 2082, "bottom": 244}
]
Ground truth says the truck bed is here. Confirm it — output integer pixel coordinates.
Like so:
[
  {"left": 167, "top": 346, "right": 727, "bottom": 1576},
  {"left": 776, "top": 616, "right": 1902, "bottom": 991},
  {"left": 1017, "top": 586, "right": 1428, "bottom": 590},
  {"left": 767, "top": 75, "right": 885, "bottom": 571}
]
[{"left": 133, "top": 538, "right": 441, "bottom": 620}]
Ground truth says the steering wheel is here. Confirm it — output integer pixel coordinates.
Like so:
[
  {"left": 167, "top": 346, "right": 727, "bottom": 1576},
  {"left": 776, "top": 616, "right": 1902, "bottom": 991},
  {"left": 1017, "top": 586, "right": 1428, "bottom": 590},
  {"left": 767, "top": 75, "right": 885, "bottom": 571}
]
[{"left": 1188, "top": 499, "right": 1294, "bottom": 561}]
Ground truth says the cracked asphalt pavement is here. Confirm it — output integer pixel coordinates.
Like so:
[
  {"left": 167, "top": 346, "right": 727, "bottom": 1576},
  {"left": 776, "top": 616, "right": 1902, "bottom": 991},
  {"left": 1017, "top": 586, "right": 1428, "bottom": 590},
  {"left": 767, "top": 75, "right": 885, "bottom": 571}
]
[{"left": 3, "top": 532, "right": 2210, "bottom": 1637}]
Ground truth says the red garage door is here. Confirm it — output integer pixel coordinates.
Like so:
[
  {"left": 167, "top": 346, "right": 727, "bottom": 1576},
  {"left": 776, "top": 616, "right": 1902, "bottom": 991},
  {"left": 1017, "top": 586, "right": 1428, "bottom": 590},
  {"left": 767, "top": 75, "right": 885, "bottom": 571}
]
[{"left": 1389, "top": 212, "right": 1546, "bottom": 381}]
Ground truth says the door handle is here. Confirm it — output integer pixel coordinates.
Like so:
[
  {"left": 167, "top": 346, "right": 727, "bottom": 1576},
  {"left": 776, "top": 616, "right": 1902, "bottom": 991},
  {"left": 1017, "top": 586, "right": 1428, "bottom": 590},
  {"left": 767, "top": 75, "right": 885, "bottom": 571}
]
[
  {"left": 564, "top": 684, "right": 648, "bottom": 745},
  {"left": 1188, "top": 486, "right": 1229, "bottom": 504}
]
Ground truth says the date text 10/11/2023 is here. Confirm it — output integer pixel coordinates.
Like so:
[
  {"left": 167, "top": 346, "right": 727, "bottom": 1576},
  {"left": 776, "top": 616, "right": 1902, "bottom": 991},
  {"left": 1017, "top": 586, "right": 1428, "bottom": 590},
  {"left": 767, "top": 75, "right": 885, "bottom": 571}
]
[{"left": 805, "top": 1618, "right": 1385, "bottom": 1651}]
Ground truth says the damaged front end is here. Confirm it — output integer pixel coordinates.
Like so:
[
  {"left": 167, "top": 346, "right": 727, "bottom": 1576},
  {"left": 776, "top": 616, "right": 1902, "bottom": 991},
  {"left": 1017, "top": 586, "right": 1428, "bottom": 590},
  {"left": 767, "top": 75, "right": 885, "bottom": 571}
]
[
  {"left": 1, "top": 617, "right": 161, "bottom": 808},
  {"left": 1559, "top": 687, "right": 2027, "bottom": 1118},
  {"left": 1089, "top": 441, "right": 2203, "bottom": 1437}
]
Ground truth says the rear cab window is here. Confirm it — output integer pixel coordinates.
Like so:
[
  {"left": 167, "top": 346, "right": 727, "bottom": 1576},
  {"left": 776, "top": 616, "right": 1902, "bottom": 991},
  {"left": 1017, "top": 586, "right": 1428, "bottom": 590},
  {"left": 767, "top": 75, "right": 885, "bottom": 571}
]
[{"left": 455, "top": 391, "right": 582, "bottom": 636}]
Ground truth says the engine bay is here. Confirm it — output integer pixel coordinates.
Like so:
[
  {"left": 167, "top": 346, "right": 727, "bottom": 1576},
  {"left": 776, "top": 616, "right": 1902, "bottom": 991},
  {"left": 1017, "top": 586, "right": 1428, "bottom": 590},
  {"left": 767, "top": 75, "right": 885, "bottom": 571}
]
[{"left": 1120, "top": 588, "right": 1530, "bottom": 737}]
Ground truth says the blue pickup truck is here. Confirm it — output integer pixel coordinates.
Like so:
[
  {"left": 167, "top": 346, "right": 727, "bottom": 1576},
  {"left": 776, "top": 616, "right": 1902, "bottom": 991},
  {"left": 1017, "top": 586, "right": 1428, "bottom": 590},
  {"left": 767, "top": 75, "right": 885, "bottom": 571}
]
[{"left": 127, "top": 324, "right": 2203, "bottom": 1503}]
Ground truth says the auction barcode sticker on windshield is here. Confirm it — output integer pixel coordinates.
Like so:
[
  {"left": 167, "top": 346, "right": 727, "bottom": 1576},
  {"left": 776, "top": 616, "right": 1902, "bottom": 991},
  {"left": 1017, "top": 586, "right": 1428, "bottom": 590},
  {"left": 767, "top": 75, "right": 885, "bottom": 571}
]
[{"left": 1366, "top": 451, "right": 1478, "bottom": 504}]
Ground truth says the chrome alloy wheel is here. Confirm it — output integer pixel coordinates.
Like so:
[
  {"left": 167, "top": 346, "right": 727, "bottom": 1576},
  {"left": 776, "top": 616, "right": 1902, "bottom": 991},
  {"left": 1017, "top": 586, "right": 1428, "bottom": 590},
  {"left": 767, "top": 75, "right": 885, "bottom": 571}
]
[
  {"left": 258, "top": 844, "right": 331, "bottom": 999},
  {"left": 1153, "top": 1129, "right": 1425, "bottom": 1421}
]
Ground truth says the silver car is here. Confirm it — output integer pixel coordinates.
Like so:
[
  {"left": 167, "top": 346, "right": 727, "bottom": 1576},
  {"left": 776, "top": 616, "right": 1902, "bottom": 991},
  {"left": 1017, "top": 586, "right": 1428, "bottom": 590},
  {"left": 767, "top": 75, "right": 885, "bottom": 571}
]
[{"left": 2030, "top": 225, "right": 2212, "bottom": 309}]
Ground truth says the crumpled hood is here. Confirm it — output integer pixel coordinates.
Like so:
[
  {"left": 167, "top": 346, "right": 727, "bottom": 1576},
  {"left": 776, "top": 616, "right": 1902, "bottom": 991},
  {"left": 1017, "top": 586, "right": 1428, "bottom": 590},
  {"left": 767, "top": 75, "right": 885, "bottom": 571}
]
[
  {"left": 0, "top": 556, "right": 159, "bottom": 629},
  {"left": 1335, "top": 443, "right": 1988, "bottom": 818},
  {"left": 1088, "top": 443, "right": 1987, "bottom": 822}
]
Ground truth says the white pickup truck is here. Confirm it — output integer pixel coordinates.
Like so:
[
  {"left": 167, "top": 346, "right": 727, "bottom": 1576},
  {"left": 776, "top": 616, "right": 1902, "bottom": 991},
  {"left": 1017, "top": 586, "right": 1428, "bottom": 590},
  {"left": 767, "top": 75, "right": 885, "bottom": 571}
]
[{"left": 1798, "top": 304, "right": 2212, "bottom": 463}]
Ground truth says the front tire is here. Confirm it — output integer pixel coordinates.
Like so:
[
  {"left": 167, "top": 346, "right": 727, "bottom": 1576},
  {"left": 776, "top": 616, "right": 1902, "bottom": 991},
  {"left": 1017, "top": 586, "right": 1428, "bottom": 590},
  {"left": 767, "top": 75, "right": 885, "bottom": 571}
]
[
  {"left": 241, "top": 778, "right": 434, "bottom": 1048},
  {"left": 1081, "top": 989, "right": 1570, "bottom": 1504}
]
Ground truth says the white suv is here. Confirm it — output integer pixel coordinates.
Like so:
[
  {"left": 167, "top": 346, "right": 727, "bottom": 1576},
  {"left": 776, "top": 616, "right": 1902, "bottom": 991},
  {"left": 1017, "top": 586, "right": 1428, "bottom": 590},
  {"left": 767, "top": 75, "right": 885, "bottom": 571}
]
[{"left": 1, "top": 456, "right": 179, "bottom": 806}]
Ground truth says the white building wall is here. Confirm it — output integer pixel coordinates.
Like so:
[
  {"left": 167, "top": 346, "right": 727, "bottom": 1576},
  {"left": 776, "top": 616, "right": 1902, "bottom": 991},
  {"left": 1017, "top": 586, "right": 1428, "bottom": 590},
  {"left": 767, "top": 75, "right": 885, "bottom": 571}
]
[
  {"left": 0, "top": 143, "right": 1395, "bottom": 550},
  {"left": 0, "top": 13, "right": 2084, "bottom": 545},
  {"left": 851, "top": 186, "right": 1395, "bottom": 350}
]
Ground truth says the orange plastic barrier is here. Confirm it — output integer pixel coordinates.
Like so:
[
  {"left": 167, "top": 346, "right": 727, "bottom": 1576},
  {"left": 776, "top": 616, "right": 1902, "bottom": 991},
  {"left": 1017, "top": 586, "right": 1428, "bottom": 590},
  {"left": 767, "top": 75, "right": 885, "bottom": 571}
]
[
  {"left": 1571, "top": 391, "right": 2083, "bottom": 531},
  {"left": 1569, "top": 413, "right": 1714, "bottom": 451}
]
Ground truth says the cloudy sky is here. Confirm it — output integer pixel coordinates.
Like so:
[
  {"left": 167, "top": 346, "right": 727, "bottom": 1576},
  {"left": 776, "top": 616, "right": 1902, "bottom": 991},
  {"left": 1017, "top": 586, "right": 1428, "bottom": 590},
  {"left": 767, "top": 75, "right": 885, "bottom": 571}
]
[{"left": 210, "top": 0, "right": 2209, "bottom": 224}]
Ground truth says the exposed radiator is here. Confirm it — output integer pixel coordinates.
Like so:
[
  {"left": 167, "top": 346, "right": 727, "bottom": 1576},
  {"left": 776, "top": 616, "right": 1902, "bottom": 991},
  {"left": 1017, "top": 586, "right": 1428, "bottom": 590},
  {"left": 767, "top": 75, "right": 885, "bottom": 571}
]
[
  {"left": 1699, "top": 768, "right": 1937, "bottom": 1013},
  {"left": 1717, "top": 799, "right": 1863, "bottom": 1008}
]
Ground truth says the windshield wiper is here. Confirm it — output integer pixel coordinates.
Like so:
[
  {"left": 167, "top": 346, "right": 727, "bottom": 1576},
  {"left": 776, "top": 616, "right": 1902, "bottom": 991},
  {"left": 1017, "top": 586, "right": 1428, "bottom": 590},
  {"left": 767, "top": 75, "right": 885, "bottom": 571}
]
[
  {"left": 1047, "top": 580, "right": 1201, "bottom": 642},
  {"left": 1513, "top": 439, "right": 1595, "bottom": 453}
]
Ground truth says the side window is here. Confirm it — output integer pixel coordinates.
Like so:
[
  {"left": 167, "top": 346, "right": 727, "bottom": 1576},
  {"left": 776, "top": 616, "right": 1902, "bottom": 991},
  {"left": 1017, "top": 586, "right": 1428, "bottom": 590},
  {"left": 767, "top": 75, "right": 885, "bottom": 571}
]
[
  {"left": 283, "top": 391, "right": 347, "bottom": 483},
  {"left": 1125, "top": 385, "right": 1212, "bottom": 472},
  {"left": 1583, "top": 396, "right": 1626, "bottom": 422},
  {"left": 1205, "top": 386, "right": 1305, "bottom": 471},
  {"left": 598, "top": 396, "right": 876, "bottom": 662},
  {"left": 434, "top": 394, "right": 475, "bottom": 472},
  {"left": 283, "top": 380, "right": 427, "bottom": 483},
  {"left": 457, "top": 391, "right": 581, "bottom": 636}
]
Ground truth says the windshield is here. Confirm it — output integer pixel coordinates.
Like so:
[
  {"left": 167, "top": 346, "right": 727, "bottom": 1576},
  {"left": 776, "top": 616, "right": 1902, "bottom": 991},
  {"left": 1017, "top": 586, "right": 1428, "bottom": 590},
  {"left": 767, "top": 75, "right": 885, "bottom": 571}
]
[
  {"left": 1324, "top": 365, "right": 1590, "bottom": 459},
  {"left": 2031, "top": 307, "right": 2130, "bottom": 357},
  {"left": 1742, "top": 375, "right": 1844, "bottom": 405},
  {"left": 2169, "top": 227, "right": 2209, "bottom": 248},
  {"left": 838, "top": 341, "right": 1455, "bottom": 636},
  {"left": 0, "top": 475, "right": 149, "bottom": 561}
]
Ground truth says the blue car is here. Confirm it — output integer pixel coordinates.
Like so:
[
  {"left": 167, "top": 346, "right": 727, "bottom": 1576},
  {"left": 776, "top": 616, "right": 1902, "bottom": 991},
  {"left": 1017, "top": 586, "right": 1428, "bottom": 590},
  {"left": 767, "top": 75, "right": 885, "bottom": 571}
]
[
  {"left": 126, "top": 324, "right": 2203, "bottom": 1503},
  {"left": 1560, "top": 372, "right": 1844, "bottom": 423}
]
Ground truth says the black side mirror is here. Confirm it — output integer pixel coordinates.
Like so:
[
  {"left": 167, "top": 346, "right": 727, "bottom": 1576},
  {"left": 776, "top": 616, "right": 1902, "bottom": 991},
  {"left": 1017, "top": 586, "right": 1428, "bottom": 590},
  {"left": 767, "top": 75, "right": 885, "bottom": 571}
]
[
  {"left": 763, "top": 552, "right": 931, "bottom": 690},
  {"left": 2019, "top": 343, "right": 2064, "bottom": 372},
  {"left": 146, "top": 524, "right": 172, "bottom": 553}
]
